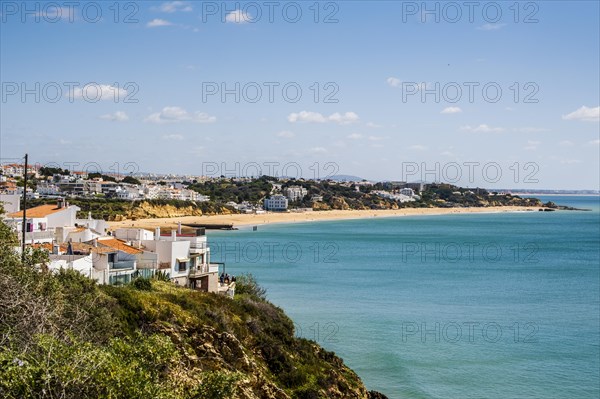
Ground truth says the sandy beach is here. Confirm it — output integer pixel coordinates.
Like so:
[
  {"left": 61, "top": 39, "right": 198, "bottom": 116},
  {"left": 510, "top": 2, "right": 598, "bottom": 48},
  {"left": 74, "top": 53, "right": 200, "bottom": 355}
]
[{"left": 107, "top": 206, "right": 543, "bottom": 232}]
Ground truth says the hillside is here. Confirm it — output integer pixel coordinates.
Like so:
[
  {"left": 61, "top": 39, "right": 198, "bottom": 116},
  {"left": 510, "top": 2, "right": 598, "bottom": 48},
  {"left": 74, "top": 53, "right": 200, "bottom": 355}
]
[
  {"left": 0, "top": 219, "right": 387, "bottom": 399},
  {"left": 20, "top": 181, "right": 552, "bottom": 222}
]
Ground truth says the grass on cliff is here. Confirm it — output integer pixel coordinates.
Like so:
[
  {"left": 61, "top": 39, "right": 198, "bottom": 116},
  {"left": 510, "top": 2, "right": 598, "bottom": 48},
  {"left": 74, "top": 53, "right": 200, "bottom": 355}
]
[{"left": 0, "top": 216, "right": 367, "bottom": 398}]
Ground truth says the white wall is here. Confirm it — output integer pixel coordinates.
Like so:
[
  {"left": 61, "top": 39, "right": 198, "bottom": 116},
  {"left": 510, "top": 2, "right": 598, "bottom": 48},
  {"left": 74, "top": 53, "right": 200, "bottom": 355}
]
[
  {"left": 48, "top": 254, "right": 93, "bottom": 278},
  {"left": 0, "top": 193, "right": 20, "bottom": 214},
  {"left": 114, "top": 228, "right": 154, "bottom": 242},
  {"left": 46, "top": 206, "right": 80, "bottom": 228}
]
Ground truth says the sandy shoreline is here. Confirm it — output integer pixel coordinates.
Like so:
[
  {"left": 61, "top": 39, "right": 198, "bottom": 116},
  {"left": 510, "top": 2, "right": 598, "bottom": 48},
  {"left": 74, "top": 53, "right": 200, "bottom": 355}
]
[{"left": 107, "top": 206, "right": 543, "bottom": 232}]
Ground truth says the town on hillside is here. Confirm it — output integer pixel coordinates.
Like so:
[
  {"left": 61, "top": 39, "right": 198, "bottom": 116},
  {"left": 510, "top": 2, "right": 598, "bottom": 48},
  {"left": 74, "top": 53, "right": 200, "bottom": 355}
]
[{"left": 0, "top": 161, "right": 549, "bottom": 291}]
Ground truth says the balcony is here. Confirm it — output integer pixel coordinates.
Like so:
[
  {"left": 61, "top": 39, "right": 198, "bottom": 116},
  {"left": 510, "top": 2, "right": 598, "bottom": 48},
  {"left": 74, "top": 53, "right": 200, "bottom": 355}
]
[
  {"left": 189, "top": 242, "right": 208, "bottom": 254},
  {"left": 109, "top": 260, "right": 135, "bottom": 270},
  {"left": 189, "top": 263, "right": 219, "bottom": 278}
]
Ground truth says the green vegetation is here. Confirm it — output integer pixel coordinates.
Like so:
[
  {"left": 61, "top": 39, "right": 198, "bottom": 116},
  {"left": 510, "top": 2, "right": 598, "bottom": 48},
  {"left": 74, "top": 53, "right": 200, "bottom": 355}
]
[
  {"left": 122, "top": 176, "right": 142, "bottom": 185},
  {"left": 88, "top": 172, "right": 117, "bottom": 182},
  {"left": 0, "top": 218, "right": 384, "bottom": 398},
  {"left": 189, "top": 176, "right": 273, "bottom": 203},
  {"left": 277, "top": 180, "right": 544, "bottom": 210},
  {"left": 38, "top": 166, "right": 70, "bottom": 176}
]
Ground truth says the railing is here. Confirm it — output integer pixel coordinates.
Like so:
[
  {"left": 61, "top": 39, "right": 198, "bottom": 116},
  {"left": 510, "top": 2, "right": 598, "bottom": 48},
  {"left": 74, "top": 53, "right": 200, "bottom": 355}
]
[
  {"left": 189, "top": 263, "right": 219, "bottom": 277},
  {"left": 189, "top": 243, "right": 208, "bottom": 253},
  {"left": 109, "top": 260, "right": 135, "bottom": 270}
]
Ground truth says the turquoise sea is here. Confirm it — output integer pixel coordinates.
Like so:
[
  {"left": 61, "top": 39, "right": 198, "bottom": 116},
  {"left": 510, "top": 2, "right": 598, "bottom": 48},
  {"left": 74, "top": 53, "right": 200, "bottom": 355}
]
[{"left": 208, "top": 196, "right": 600, "bottom": 399}]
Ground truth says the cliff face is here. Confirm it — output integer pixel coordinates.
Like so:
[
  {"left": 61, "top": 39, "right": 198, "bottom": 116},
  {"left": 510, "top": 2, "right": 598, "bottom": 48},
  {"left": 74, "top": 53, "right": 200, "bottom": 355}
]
[
  {"left": 112, "top": 201, "right": 234, "bottom": 221},
  {"left": 104, "top": 282, "right": 387, "bottom": 399}
]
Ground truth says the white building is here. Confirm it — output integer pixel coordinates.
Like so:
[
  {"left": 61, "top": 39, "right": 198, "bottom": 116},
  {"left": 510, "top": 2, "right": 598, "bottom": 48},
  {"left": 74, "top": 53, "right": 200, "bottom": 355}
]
[
  {"left": 400, "top": 188, "right": 415, "bottom": 197},
  {"left": 284, "top": 186, "right": 308, "bottom": 201},
  {"left": 36, "top": 181, "right": 61, "bottom": 196},
  {"left": 372, "top": 190, "right": 415, "bottom": 203},
  {"left": 5, "top": 200, "right": 107, "bottom": 245},
  {"left": 264, "top": 195, "right": 288, "bottom": 211},
  {"left": 6, "top": 200, "right": 80, "bottom": 244},
  {"left": 114, "top": 226, "right": 220, "bottom": 293}
]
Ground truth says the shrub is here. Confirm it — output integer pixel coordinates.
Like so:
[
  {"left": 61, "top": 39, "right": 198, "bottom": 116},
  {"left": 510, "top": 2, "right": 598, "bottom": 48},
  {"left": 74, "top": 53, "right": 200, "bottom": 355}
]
[
  {"left": 235, "top": 273, "right": 267, "bottom": 300},
  {"left": 192, "top": 371, "right": 240, "bottom": 399},
  {"left": 131, "top": 277, "right": 153, "bottom": 291}
]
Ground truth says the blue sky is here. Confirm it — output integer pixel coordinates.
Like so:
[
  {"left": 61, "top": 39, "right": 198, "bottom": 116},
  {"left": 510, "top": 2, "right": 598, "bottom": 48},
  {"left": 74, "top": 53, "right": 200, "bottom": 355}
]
[{"left": 1, "top": 1, "right": 599, "bottom": 189}]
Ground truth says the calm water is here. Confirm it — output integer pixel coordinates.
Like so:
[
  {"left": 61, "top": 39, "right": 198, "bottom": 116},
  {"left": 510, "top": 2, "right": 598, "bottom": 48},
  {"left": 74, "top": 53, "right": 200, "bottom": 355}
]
[{"left": 209, "top": 196, "right": 600, "bottom": 399}]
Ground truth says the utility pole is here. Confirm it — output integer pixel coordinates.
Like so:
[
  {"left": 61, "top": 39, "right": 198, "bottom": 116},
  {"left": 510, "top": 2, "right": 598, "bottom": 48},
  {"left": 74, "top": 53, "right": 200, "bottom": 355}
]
[{"left": 21, "top": 153, "right": 28, "bottom": 263}]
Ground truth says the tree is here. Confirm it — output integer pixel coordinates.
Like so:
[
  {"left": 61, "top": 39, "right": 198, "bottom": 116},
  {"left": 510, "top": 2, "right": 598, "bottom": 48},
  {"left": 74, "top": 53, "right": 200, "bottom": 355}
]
[{"left": 122, "top": 176, "right": 141, "bottom": 185}]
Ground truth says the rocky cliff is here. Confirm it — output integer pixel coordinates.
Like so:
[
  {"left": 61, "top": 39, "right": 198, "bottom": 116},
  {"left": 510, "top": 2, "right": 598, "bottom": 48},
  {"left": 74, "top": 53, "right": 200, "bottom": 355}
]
[{"left": 103, "top": 281, "right": 388, "bottom": 398}]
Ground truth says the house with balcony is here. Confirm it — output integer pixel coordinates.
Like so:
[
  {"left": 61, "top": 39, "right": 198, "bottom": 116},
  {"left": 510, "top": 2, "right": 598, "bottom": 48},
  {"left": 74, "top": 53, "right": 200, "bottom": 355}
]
[
  {"left": 114, "top": 226, "right": 220, "bottom": 293},
  {"left": 56, "top": 238, "right": 141, "bottom": 285}
]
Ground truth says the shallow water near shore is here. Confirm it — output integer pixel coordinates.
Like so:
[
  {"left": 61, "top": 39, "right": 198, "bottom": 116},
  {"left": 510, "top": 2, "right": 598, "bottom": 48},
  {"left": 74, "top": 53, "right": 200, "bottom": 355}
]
[{"left": 209, "top": 196, "right": 600, "bottom": 399}]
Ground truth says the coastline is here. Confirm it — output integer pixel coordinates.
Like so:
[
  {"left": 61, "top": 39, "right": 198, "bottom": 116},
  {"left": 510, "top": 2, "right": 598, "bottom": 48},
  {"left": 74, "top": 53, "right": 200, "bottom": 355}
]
[{"left": 107, "top": 206, "right": 544, "bottom": 231}]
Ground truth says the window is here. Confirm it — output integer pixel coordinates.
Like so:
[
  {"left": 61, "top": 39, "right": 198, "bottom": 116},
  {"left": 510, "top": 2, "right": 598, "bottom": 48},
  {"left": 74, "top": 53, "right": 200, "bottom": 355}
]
[{"left": 178, "top": 260, "right": 188, "bottom": 272}]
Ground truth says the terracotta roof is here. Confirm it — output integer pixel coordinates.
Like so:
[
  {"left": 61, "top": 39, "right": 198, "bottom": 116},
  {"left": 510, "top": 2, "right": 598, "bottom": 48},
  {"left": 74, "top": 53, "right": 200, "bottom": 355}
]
[
  {"left": 97, "top": 238, "right": 142, "bottom": 255},
  {"left": 59, "top": 242, "right": 116, "bottom": 255},
  {"left": 30, "top": 242, "right": 53, "bottom": 251},
  {"left": 8, "top": 204, "right": 71, "bottom": 218}
]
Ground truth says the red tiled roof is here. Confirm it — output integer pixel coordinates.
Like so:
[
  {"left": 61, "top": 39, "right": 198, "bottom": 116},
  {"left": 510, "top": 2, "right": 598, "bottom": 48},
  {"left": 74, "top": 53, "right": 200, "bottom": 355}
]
[
  {"left": 8, "top": 204, "right": 70, "bottom": 218},
  {"left": 97, "top": 238, "right": 142, "bottom": 255}
]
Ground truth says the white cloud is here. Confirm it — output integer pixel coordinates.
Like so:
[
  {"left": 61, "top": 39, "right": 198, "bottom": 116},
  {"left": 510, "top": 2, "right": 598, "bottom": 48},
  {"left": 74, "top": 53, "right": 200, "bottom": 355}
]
[
  {"left": 309, "top": 147, "right": 328, "bottom": 154},
  {"left": 147, "top": 18, "right": 172, "bottom": 27},
  {"left": 408, "top": 144, "right": 427, "bottom": 151},
  {"left": 162, "top": 134, "right": 184, "bottom": 140},
  {"left": 288, "top": 111, "right": 359, "bottom": 125},
  {"left": 441, "top": 151, "right": 455, "bottom": 157},
  {"left": 477, "top": 23, "right": 506, "bottom": 31},
  {"left": 559, "top": 140, "right": 574, "bottom": 146},
  {"left": 589, "top": 139, "right": 600, "bottom": 145},
  {"left": 368, "top": 135, "right": 384, "bottom": 141},
  {"left": 225, "top": 10, "right": 252, "bottom": 23},
  {"left": 59, "top": 138, "right": 72, "bottom": 145},
  {"left": 386, "top": 77, "right": 402, "bottom": 87},
  {"left": 156, "top": 1, "right": 192, "bottom": 13},
  {"left": 99, "top": 111, "right": 129, "bottom": 122},
  {"left": 328, "top": 112, "right": 359, "bottom": 125},
  {"left": 366, "top": 122, "right": 383, "bottom": 128},
  {"left": 441, "top": 106, "right": 462, "bottom": 114},
  {"left": 72, "top": 84, "right": 128, "bottom": 101},
  {"left": 277, "top": 130, "right": 295, "bottom": 138},
  {"left": 562, "top": 106, "right": 600, "bottom": 122},
  {"left": 288, "top": 111, "right": 327, "bottom": 123},
  {"left": 460, "top": 124, "right": 504, "bottom": 133},
  {"left": 145, "top": 107, "right": 216, "bottom": 124}
]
